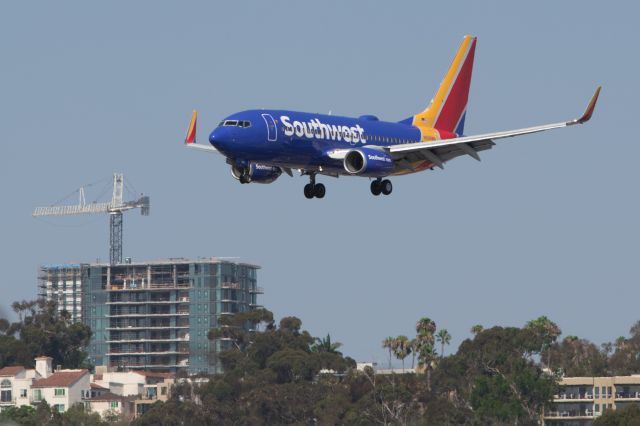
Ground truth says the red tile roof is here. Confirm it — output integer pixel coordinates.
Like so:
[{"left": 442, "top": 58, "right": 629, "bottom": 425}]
[
  {"left": 32, "top": 370, "right": 88, "bottom": 388},
  {"left": 0, "top": 366, "right": 25, "bottom": 376}
]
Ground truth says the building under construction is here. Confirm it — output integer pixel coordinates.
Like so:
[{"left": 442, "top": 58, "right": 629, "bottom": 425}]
[
  {"left": 38, "top": 258, "right": 262, "bottom": 374},
  {"left": 38, "top": 264, "right": 84, "bottom": 322}
]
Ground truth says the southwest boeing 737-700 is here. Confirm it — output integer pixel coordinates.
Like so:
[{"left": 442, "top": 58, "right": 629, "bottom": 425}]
[{"left": 184, "top": 35, "right": 600, "bottom": 199}]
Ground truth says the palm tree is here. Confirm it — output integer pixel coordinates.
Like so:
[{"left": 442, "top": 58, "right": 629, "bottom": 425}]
[
  {"left": 471, "top": 324, "right": 484, "bottom": 336},
  {"left": 382, "top": 336, "right": 395, "bottom": 369},
  {"left": 311, "top": 334, "right": 342, "bottom": 354},
  {"left": 419, "top": 345, "right": 437, "bottom": 391},
  {"left": 409, "top": 338, "right": 419, "bottom": 369},
  {"left": 393, "top": 335, "right": 411, "bottom": 373},
  {"left": 436, "top": 329, "right": 452, "bottom": 358},
  {"left": 416, "top": 317, "right": 437, "bottom": 341}
]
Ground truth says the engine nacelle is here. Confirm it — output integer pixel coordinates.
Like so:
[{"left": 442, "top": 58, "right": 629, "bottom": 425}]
[
  {"left": 343, "top": 148, "right": 395, "bottom": 176},
  {"left": 231, "top": 163, "right": 282, "bottom": 184}
]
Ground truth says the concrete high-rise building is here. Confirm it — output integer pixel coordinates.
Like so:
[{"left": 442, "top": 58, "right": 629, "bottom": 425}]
[{"left": 39, "top": 258, "right": 262, "bottom": 375}]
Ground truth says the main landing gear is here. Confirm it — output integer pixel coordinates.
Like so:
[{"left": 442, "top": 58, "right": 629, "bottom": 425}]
[
  {"left": 371, "top": 178, "right": 392, "bottom": 196},
  {"left": 303, "top": 173, "right": 325, "bottom": 199}
]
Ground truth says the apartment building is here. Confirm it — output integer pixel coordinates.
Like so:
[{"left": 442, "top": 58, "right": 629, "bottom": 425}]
[
  {"left": 544, "top": 375, "right": 640, "bottom": 425},
  {"left": 40, "top": 257, "right": 262, "bottom": 375}
]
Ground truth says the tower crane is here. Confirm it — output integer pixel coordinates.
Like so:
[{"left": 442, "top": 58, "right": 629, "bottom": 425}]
[{"left": 33, "top": 173, "right": 150, "bottom": 265}]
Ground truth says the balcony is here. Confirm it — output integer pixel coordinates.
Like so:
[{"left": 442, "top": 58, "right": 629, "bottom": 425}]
[
  {"left": 545, "top": 409, "right": 596, "bottom": 419},
  {"left": 221, "top": 282, "right": 241, "bottom": 289},
  {"left": 107, "top": 300, "right": 184, "bottom": 305},
  {"left": 106, "top": 337, "right": 189, "bottom": 343},
  {"left": 107, "top": 350, "right": 188, "bottom": 356},
  {"left": 616, "top": 391, "right": 640, "bottom": 400},
  {"left": 553, "top": 393, "right": 594, "bottom": 401},
  {"left": 106, "top": 312, "right": 189, "bottom": 318},
  {"left": 249, "top": 286, "right": 264, "bottom": 294}
]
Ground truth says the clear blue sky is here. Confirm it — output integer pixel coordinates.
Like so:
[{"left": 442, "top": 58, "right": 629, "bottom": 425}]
[{"left": 1, "top": 1, "right": 637, "bottom": 365}]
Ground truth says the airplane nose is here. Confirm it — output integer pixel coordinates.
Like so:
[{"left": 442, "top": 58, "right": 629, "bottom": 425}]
[{"left": 209, "top": 130, "right": 223, "bottom": 149}]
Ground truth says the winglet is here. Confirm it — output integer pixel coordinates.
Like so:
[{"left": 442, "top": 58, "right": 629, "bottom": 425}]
[
  {"left": 573, "top": 86, "right": 601, "bottom": 125},
  {"left": 185, "top": 110, "right": 197, "bottom": 144}
]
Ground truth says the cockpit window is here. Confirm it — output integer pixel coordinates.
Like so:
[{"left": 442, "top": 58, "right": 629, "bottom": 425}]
[{"left": 220, "top": 120, "right": 251, "bottom": 128}]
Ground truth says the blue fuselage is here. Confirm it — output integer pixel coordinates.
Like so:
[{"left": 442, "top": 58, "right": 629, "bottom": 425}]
[{"left": 209, "top": 110, "right": 422, "bottom": 176}]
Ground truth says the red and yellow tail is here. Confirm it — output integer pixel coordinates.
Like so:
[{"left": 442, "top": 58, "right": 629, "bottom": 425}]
[
  {"left": 185, "top": 110, "right": 197, "bottom": 144},
  {"left": 413, "top": 35, "right": 477, "bottom": 139}
]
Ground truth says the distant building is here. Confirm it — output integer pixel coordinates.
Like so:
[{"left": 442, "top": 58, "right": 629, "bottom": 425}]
[
  {"left": 544, "top": 375, "right": 640, "bottom": 425},
  {"left": 0, "top": 356, "right": 90, "bottom": 414},
  {"left": 38, "top": 264, "right": 84, "bottom": 322},
  {"left": 39, "top": 258, "right": 262, "bottom": 375},
  {"left": 0, "top": 357, "right": 170, "bottom": 420}
]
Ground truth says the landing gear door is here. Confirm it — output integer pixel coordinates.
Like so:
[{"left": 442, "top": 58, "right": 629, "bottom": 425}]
[{"left": 261, "top": 114, "right": 277, "bottom": 142}]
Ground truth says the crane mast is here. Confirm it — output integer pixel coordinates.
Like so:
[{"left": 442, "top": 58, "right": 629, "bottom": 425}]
[{"left": 33, "top": 173, "right": 150, "bottom": 265}]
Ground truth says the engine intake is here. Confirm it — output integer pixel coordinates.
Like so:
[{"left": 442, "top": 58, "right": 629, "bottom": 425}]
[
  {"left": 231, "top": 163, "right": 282, "bottom": 184},
  {"left": 343, "top": 148, "right": 394, "bottom": 177}
]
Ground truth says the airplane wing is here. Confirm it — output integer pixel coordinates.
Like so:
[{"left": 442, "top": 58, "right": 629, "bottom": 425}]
[
  {"left": 386, "top": 87, "right": 601, "bottom": 169},
  {"left": 184, "top": 110, "right": 219, "bottom": 154}
]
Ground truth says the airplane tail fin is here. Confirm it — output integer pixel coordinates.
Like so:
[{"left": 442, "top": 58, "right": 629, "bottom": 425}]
[
  {"left": 412, "top": 35, "right": 477, "bottom": 136},
  {"left": 185, "top": 110, "right": 197, "bottom": 144}
]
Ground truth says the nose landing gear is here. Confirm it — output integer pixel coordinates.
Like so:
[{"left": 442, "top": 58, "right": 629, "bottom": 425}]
[
  {"left": 303, "top": 173, "right": 325, "bottom": 199},
  {"left": 371, "top": 178, "right": 392, "bottom": 196}
]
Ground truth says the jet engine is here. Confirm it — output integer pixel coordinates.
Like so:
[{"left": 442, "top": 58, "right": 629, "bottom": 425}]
[
  {"left": 231, "top": 163, "right": 282, "bottom": 184},
  {"left": 343, "top": 148, "right": 395, "bottom": 176}
]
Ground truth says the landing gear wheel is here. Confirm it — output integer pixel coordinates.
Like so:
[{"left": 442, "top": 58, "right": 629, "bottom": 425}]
[
  {"left": 304, "top": 184, "right": 315, "bottom": 199},
  {"left": 314, "top": 183, "right": 326, "bottom": 199},
  {"left": 370, "top": 180, "right": 382, "bottom": 196},
  {"left": 381, "top": 179, "right": 393, "bottom": 195},
  {"left": 240, "top": 174, "right": 251, "bottom": 184}
]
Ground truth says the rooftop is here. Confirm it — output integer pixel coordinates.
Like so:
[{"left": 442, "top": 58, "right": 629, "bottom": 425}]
[
  {"left": 41, "top": 257, "right": 260, "bottom": 269},
  {"left": 32, "top": 370, "right": 88, "bottom": 388},
  {"left": 0, "top": 366, "right": 25, "bottom": 376},
  {"left": 91, "top": 383, "right": 109, "bottom": 390}
]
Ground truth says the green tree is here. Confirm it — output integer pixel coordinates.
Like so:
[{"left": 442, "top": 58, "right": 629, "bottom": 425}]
[
  {"left": 415, "top": 317, "right": 437, "bottom": 389},
  {"left": 471, "top": 324, "right": 484, "bottom": 336},
  {"left": 548, "top": 335, "right": 607, "bottom": 376},
  {"left": 392, "top": 335, "right": 411, "bottom": 373},
  {"left": 132, "top": 400, "right": 210, "bottom": 426},
  {"left": 0, "top": 299, "right": 92, "bottom": 369},
  {"left": 409, "top": 338, "right": 419, "bottom": 369},
  {"left": 455, "top": 326, "right": 556, "bottom": 423},
  {"left": 382, "top": 336, "right": 394, "bottom": 369},
  {"left": 0, "top": 405, "right": 37, "bottom": 426},
  {"left": 436, "top": 328, "right": 452, "bottom": 358},
  {"left": 525, "top": 316, "right": 561, "bottom": 370},
  {"left": 311, "top": 334, "right": 342, "bottom": 354},
  {"left": 60, "top": 403, "right": 107, "bottom": 426},
  {"left": 593, "top": 403, "right": 640, "bottom": 425}
]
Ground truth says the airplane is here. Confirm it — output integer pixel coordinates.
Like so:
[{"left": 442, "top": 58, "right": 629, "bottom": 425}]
[{"left": 184, "top": 35, "right": 600, "bottom": 199}]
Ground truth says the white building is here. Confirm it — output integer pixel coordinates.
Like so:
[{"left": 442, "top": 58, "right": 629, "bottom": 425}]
[
  {"left": 30, "top": 357, "right": 90, "bottom": 413},
  {"left": 0, "top": 356, "right": 170, "bottom": 419},
  {"left": 85, "top": 391, "right": 127, "bottom": 420}
]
